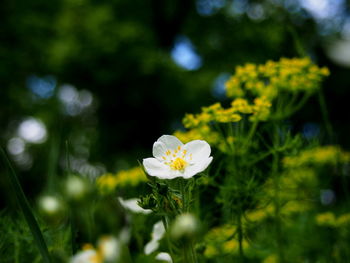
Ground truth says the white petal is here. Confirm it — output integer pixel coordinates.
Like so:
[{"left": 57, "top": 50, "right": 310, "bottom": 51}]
[
  {"left": 70, "top": 249, "right": 98, "bottom": 263},
  {"left": 155, "top": 252, "right": 173, "bottom": 263},
  {"left": 144, "top": 240, "right": 159, "bottom": 255},
  {"left": 182, "top": 157, "right": 213, "bottom": 179},
  {"left": 152, "top": 221, "right": 166, "bottom": 241},
  {"left": 143, "top": 158, "right": 170, "bottom": 179},
  {"left": 152, "top": 141, "right": 167, "bottom": 160},
  {"left": 157, "top": 135, "right": 183, "bottom": 150},
  {"left": 166, "top": 169, "right": 185, "bottom": 180},
  {"left": 184, "top": 140, "right": 211, "bottom": 163},
  {"left": 118, "top": 197, "right": 152, "bottom": 214}
]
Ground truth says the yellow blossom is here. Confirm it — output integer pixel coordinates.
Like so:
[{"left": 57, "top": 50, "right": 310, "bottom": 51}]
[
  {"left": 316, "top": 212, "right": 336, "bottom": 227},
  {"left": 97, "top": 167, "right": 147, "bottom": 194}
]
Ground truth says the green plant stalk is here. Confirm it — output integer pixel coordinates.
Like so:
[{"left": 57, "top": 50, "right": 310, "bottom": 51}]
[
  {"left": 271, "top": 125, "right": 285, "bottom": 262},
  {"left": 179, "top": 179, "right": 197, "bottom": 263},
  {"left": 0, "top": 147, "right": 51, "bottom": 263},
  {"left": 69, "top": 212, "right": 77, "bottom": 254},
  {"left": 237, "top": 210, "right": 245, "bottom": 263},
  {"left": 317, "top": 89, "right": 334, "bottom": 142},
  {"left": 242, "top": 121, "right": 259, "bottom": 151},
  {"left": 162, "top": 216, "right": 176, "bottom": 260},
  {"left": 47, "top": 136, "right": 59, "bottom": 192}
]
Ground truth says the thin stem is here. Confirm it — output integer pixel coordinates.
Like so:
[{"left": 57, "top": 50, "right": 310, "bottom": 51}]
[
  {"left": 162, "top": 216, "right": 176, "bottom": 260},
  {"left": 183, "top": 245, "right": 190, "bottom": 263},
  {"left": 318, "top": 89, "right": 334, "bottom": 142},
  {"left": 271, "top": 124, "right": 284, "bottom": 262},
  {"left": 190, "top": 241, "right": 198, "bottom": 263},
  {"left": 47, "top": 136, "right": 59, "bottom": 192},
  {"left": 65, "top": 140, "right": 71, "bottom": 173},
  {"left": 242, "top": 121, "right": 259, "bottom": 151},
  {"left": 237, "top": 211, "right": 245, "bottom": 263},
  {"left": 179, "top": 179, "right": 197, "bottom": 263}
]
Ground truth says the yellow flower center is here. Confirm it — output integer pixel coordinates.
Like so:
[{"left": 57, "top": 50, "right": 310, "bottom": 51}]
[{"left": 169, "top": 157, "right": 188, "bottom": 171}]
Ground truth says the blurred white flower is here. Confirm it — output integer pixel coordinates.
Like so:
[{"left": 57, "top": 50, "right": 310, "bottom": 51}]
[
  {"left": 144, "top": 221, "right": 165, "bottom": 255},
  {"left": 118, "top": 197, "right": 152, "bottom": 214},
  {"left": 70, "top": 249, "right": 100, "bottom": 263},
  {"left": 171, "top": 213, "right": 200, "bottom": 240},
  {"left": 38, "top": 195, "right": 63, "bottom": 215},
  {"left": 65, "top": 176, "right": 89, "bottom": 200},
  {"left": 98, "top": 236, "right": 121, "bottom": 261},
  {"left": 155, "top": 252, "right": 173, "bottom": 262},
  {"left": 143, "top": 135, "right": 213, "bottom": 179}
]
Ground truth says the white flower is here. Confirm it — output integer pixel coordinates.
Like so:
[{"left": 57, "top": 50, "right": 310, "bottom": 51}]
[
  {"left": 118, "top": 197, "right": 152, "bottom": 214},
  {"left": 98, "top": 236, "right": 121, "bottom": 261},
  {"left": 144, "top": 221, "right": 166, "bottom": 255},
  {"left": 155, "top": 252, "right": 173, "bottom": 262},
  {"left": 170, "top": 213, "right": 199, "bottom": 240},
  {"left": 143, "top": 135, "right": 213, "bottom": 179},
  {"left": 70, "top": 249, "right": 99, "bottom": 263},
  {"left": 38, "top": 195, "right": 62, "bottom": 215}
]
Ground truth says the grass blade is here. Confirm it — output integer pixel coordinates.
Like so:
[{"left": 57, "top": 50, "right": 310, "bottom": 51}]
[{"left": 0, "top": 147, "right": 51, "bottom": 263}]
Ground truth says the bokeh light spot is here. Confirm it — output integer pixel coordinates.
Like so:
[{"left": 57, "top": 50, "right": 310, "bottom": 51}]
[
  {"left": 18, "top": 117, "right": 47, "bottom": 144},
  {"left": 171, "top": 36, "right": 202, "bottom": 71}
]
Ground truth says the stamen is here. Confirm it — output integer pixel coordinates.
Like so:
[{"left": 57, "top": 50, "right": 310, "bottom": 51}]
[{"left": 169, "top": 157, "right": 188, "bottom": 171}]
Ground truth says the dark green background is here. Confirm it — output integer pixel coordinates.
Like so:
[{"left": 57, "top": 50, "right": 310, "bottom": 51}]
[{"left": 1, "top": 0, "right": 350, "bottom": 207}]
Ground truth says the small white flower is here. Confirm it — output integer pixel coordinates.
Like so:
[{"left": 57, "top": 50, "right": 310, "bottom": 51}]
[
  {"left": 155, "top": 252, "right": 173, "bottom": 262},
  {"left": 38, "top": 195, "right": 62, "bottom": 215},
  {"left": 70, "top": 249, "right": 99, "bottom": 263},
  {"left": 65, "top": 176, "right": 88, "bottom": 200},
  {"left": 118, "top": 197, "right": 152, "bottom": 214},
  {"left": 143, "top": 135, "right": 213, "bottom": 179},
  {"left": 98, "top": 236, "right": 121, "bottom": 261},
  {"left": 171, "top": 213, "right": 199, "bottom": 240}
]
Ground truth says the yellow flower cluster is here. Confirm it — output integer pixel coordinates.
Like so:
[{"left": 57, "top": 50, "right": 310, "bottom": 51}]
[
  {"left": 96, "top": 167, "right": 147, "bottom": 194},
  {"left": 316, "top": 212, "right": 350, "bottom": 228},
  {"left": 244, "top": 206, "right": 273, "bottom": 223},
  {"left": 203, "top": 224, "right": 249, "bottom": 258},
  {"left": 173, "top": 125, "right": 220, "bottom": 145},
  {"left": 182, "top": 97, "right": 272, "bottom": 130},
  {"left": 283, "top": 146, "right": 350, "bottom": 168},
  {"left": 183, "top": 103, "right": 242, "bottom": 129},
  {"left": 225, "top": 57, "right": 329, "bottom": 100}
]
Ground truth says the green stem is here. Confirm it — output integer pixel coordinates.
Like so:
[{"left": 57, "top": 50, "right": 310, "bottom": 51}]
[
  {"left": 288, "top": 93, "right": 311, "bottom": 115},
  {"left": 179, "top": 179, "right": 197, "bottom": 263},
  {"left": 271, "top": 125, "right": 284, "bottom": 262},
  {"left": 190, "top": 241, "right": 198, "bottom": 263},
  {"left": 183, "top": 245, "right": 190, "bottom": 263},
  {"left": 162, "top": 216, "right": 176, "bottom": 260},
  {"left": 47, "top": 136, "right": 59, "bottom": 192},
  {"left": 237, "top": 211, "right": 245, "bottom": 263},
  {"left": 0, "top": 147, "right": 51, "bottom": 263},
  {"left": 318, "top": 89, "right": 334, "bottom": 142},
  {"left": 242, "top": 121, "right": 258, "bottom": 151}
]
